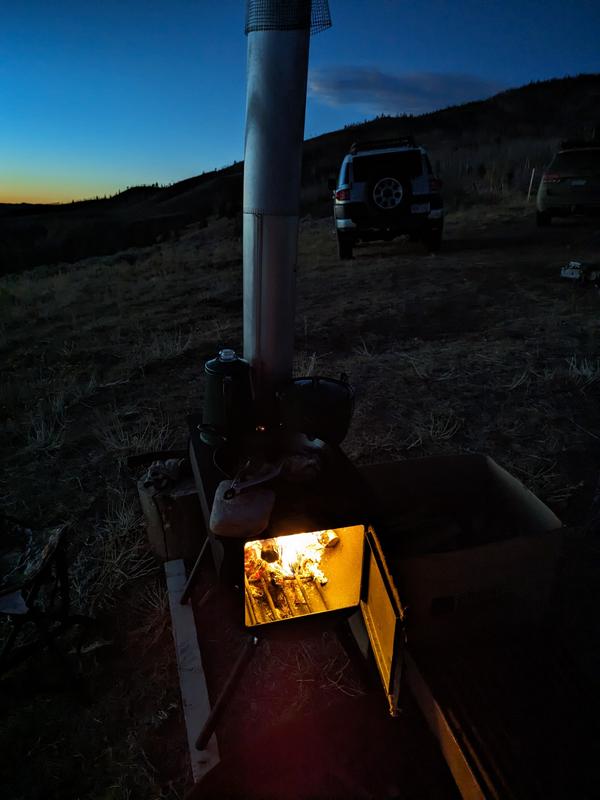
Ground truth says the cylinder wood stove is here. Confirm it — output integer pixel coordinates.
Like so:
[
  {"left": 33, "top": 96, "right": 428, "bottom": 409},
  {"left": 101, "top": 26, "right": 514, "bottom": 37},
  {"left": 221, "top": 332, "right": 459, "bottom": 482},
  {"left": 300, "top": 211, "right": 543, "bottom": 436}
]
[
  {"left": 189, "top": 421, "right": 405, "bottom": 716},
  {"left": 188, "top": 0, "right": 402, "bottom": 750}
]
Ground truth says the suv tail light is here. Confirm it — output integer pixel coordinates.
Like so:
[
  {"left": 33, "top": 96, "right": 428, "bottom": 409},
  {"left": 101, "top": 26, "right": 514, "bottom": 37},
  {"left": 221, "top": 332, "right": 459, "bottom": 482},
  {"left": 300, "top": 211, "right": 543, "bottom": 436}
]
[
  {"left": 335, "top": 188, "right": 351, "bottom": 201},
  {"left": 429, "top": 177, "right": 443, "bottom": 192},
  {"left": 542, "top": 173, "right": 562, "bottom": 183}
]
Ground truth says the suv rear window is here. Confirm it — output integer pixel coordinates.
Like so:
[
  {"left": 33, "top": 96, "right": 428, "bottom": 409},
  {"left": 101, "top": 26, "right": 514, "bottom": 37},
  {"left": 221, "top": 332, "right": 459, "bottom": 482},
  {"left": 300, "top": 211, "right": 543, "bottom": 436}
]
[
  {"left": 352, "top": 151, "right": 422, "bottom": 182},
  {"left": 552, "top": 149, "right": 600, "bottom": 172}
]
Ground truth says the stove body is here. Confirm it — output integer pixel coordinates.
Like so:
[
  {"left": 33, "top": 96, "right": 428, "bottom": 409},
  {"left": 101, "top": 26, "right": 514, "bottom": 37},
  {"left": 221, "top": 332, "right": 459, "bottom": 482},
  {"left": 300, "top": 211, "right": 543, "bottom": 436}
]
[{"left": 188, "top": 416, "right": 404, "bottom": 715}]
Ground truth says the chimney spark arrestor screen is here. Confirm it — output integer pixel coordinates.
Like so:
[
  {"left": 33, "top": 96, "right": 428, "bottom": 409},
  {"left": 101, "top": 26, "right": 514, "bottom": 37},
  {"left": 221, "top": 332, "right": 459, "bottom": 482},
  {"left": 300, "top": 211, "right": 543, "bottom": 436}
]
[{"left": 245, "top": 0, "right": 331, "bottom": 34}]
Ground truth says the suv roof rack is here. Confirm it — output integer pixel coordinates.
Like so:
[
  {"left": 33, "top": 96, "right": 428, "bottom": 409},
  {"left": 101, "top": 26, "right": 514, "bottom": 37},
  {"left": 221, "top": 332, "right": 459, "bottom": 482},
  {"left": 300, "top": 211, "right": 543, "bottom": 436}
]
[
  {"left": 349, "top": 136, "right": 416, "bottom": 154},
  {"left": 559, "top": 138, "right": 600, "bottom": 151}
]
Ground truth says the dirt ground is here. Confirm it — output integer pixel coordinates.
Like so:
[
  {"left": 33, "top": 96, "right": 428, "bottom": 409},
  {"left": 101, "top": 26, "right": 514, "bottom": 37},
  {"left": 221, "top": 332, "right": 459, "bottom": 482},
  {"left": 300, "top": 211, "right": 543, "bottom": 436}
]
[
  {"left": 1, "top": 200, "right": 599, "bottom": 798},
  {"left": 186, "top": 565, "right": 459, "bottom": 800}
]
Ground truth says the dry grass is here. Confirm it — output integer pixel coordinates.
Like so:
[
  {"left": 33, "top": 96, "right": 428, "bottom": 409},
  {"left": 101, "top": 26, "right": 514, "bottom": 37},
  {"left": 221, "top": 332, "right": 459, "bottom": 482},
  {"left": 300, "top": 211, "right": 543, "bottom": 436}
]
[
  {"left": 427, "top": 412, "right": 462, "bottom": 442},
  {"left": 132, "top": 576, "right": 170, "bottom": 616},
  {"left": 295, "top": 207, "right": 600, "bottom": 507},
  {"left": 293, "top": 350, "right": 318, "bottom": 377},
  {"left": 143, "top": 328, "right": 193, "bottom": 362},
  {"left": 95, "top": 406, "right": 172, "bottom": 458},
  {"left": 0, "top": 232, "right": 217, "bottom": 798},
  {"left": 1, "top": 203, "right": 599, "bottom": 798},
  {"left": 72, "top": 487, "right": 158, "bottom": 613},
  {"left": 265, "top": 632, "right": 365, "bottom": 716},
  {"left": 26, "top": 401, "right": 66, "bottom": 452},
  {"left": 567, "top": 355, "right": 600, "bottom": 389}
]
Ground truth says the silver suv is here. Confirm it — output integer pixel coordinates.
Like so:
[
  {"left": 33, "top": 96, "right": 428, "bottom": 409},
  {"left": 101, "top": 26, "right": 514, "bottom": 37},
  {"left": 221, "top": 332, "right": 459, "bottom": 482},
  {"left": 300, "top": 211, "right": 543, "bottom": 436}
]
[
  {"left": 536, "top": 141, "right": 600, "bottom": 226},
  {"left": 332, "top": 137, "right": 444, "bottom": 259}
]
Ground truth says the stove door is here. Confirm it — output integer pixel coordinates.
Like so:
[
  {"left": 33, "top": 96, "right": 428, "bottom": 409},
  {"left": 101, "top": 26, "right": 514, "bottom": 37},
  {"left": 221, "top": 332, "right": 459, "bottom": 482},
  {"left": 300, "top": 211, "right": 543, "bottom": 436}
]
[{"left": 360, "top": 526, "right": 405, "bottom": 715}]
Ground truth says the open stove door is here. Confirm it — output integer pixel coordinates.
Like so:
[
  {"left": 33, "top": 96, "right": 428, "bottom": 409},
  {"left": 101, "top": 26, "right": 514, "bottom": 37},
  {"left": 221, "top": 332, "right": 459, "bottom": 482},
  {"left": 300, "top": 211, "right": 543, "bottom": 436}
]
[{"left": 360, "top": 526, "right": 405, "bottom": 716}]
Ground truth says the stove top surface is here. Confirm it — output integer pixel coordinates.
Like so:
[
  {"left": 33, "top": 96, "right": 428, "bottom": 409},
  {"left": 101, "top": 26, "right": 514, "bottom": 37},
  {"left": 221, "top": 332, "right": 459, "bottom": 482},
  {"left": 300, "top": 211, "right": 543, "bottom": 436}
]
[{"left": 188, "top": 414, "right": 370, "bottom": 539}]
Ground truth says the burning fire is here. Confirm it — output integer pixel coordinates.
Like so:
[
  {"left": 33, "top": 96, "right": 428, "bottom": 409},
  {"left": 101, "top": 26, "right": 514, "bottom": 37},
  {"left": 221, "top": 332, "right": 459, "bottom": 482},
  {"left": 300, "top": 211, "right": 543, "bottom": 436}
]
[
  {"left": 245, "top": 530, "right": 338, "bottom": 585},
  {"left": 243, "top": 525, "right": 366, "bottom": 627},
  {"left": 244, "top": 529, "right": 339, "bottom": 624}
]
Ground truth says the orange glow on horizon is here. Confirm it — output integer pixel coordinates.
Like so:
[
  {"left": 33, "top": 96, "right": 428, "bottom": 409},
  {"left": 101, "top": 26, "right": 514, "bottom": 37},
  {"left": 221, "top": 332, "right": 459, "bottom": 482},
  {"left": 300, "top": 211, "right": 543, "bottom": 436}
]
[
  {"left": 0, "top": 188, "right": 112, "bottom": 205},
  {"left": 1, "top": 195, "right": 67, "bottom": 205},
  {"left": 0, "top": 176, "right": 125, "bottom": 206}
]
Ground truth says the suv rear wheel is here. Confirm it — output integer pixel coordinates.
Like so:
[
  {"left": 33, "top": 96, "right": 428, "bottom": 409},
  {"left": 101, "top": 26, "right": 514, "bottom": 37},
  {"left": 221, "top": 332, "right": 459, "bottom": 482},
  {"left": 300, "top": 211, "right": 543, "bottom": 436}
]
[
  {"left": 337, "top": 232, "right": 353, "bottom": 260},
  {"left": 424, "top": 227, "right": 442, "bottom": 253}
]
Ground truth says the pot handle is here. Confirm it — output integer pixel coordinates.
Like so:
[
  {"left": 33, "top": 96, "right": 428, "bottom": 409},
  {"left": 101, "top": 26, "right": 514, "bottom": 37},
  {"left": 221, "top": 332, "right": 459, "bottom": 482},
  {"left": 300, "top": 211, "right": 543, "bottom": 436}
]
[{"left": 197, "top": 423, "right": 228, "bottom": 446}]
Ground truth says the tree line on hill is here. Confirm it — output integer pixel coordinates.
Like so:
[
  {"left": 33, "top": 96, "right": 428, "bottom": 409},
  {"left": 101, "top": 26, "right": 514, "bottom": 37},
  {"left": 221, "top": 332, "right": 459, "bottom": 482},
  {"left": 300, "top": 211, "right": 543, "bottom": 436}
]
[{"left": 1, "top": 74, "right": 598, "bottom": 274}]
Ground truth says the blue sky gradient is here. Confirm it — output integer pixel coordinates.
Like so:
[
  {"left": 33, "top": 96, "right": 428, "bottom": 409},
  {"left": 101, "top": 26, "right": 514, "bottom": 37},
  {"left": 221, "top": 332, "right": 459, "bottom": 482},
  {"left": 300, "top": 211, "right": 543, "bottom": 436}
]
[{"left": 2, "top": 0, "right": 599, "bottom": 202}]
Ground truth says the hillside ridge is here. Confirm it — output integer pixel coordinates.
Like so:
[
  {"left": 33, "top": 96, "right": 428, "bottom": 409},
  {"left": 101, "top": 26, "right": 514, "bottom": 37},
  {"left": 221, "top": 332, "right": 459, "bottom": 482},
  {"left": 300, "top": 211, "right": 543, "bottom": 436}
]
[{"left": 2, "top": 72, "right": 599, "bottom": 272}]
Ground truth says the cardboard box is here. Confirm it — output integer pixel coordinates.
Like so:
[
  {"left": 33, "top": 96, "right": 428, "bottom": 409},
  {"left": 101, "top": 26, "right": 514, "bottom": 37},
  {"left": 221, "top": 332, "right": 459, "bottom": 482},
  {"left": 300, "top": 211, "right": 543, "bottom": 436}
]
[{"left": 360, "top": 455, "right": 562, "bottom": 646}]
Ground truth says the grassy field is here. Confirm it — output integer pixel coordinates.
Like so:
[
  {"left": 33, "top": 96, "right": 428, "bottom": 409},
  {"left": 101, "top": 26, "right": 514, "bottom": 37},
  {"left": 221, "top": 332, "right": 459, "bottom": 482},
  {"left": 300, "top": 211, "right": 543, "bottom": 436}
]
[{"left": 1, "top": 200, "right": 600, "bottom": 798}]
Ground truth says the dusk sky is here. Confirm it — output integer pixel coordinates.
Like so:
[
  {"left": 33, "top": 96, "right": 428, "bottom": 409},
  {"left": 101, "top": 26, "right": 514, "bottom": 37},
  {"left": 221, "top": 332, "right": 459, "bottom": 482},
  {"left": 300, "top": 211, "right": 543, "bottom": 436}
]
[{"left": 2, "top": 0, "right": 599, "bottom": 204}]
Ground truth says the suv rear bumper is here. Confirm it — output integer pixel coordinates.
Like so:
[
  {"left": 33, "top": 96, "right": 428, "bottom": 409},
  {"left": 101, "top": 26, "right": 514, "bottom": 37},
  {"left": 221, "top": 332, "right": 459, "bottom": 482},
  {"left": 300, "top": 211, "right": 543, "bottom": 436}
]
[
  {"left": 335, "top": 201, "right": 443, "bottom": 238},
  {"left": 537, "top": 202, "right": 600, "bottom": 216}
]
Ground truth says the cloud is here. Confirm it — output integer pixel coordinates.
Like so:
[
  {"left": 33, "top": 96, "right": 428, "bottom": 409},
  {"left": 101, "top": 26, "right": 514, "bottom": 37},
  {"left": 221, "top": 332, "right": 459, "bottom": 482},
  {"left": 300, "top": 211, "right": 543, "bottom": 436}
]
[{"left": 308, "top": 67, "right": 504, "bottom": 116}]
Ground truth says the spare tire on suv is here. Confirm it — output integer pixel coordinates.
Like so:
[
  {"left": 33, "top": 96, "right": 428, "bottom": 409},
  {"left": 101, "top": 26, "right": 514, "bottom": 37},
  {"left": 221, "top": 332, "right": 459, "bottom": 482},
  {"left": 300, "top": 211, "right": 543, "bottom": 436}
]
[
  {"left": 371, "top": 175, "right": 407, "bottom": 211},
  {"left": 331, "top": 137, "right": 443, "bottom": 258}
]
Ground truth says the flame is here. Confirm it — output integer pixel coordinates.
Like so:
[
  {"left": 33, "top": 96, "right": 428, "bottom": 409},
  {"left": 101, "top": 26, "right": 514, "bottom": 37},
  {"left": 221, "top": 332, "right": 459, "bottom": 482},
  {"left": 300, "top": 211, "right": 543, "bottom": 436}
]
[
  {"left": 245, "top": 529, "right": 336, "bottom": 585},
  {"left": 278, "top": 531, "right": 328, "bottom": 584}
]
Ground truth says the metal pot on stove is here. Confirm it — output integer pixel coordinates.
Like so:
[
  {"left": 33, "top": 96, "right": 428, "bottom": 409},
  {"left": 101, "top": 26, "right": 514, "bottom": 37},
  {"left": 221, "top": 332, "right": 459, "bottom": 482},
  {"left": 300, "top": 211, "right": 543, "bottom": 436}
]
[{"left": 277, "top": 375, "right": 355, "bottom": 446}]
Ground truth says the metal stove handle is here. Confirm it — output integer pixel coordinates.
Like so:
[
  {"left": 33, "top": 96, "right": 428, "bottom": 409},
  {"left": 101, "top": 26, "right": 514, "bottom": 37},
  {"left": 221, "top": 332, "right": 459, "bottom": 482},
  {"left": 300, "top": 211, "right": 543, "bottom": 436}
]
[{"left": 225, "top": 460, "right": 283, "bottom": 499}]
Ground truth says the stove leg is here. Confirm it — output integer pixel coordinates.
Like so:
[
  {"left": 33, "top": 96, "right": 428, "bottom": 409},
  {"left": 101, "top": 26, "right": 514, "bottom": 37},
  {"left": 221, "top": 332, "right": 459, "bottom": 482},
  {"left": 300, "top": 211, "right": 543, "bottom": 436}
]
[
  {"left": 180, "top": 538, "right": 210, "bottom": 605},
  {"left": 195, "top": 635, "right": 259, "bottom": 751}
]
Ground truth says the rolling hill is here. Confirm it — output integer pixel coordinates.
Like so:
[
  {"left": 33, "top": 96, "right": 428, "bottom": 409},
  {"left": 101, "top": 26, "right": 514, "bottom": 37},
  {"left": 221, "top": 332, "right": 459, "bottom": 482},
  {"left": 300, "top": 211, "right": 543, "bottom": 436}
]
[{"left": 1, "top": 72, "right": 599, "bottom": 274}]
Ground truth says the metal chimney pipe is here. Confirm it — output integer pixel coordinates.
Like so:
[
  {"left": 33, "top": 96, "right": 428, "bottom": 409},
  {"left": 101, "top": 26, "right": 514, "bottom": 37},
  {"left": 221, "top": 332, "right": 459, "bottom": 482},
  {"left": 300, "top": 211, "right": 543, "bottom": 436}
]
[{"left": 242, "top": 1, "right": 330, "bottom": 424}]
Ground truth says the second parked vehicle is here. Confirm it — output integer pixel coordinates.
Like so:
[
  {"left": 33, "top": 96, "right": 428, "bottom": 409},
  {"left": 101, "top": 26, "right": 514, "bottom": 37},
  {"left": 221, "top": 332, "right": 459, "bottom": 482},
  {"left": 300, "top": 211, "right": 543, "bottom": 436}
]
[{"left": 536, "top": 141, "right": 600, "bottom": 226}]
